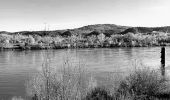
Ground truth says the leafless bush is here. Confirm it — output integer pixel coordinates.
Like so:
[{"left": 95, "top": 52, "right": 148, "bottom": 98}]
[{"left": 26, "top": 57, "right": 96, "bottom": 100}]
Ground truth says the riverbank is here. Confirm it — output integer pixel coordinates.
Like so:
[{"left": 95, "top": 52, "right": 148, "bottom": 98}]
[{"left": 0, "top": 42, "right": 170, "bottom": 50}]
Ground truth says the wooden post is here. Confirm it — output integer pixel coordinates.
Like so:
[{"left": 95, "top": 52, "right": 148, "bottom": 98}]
[{"left": 161, "top": 47, "right": 165, "bottom": 76}]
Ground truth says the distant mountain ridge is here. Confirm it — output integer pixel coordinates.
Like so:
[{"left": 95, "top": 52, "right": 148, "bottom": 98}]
[
  {"left": 1, "top": 24, "right": 170, "bottom": 36},
  {"left": 71, "top": 24, "right": 129, "bottom": 35}
]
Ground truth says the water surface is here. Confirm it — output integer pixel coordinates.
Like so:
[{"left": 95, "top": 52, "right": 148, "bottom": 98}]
[{"left": 0, "top": 47, "right": 170, "bottom": 99}]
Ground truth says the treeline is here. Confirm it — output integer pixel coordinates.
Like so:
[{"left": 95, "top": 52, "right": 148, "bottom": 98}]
[
  {"left": 0, "top": 30, "right": 170, "bottom": 50},
  {"left": 1, "top": 24, "right": 170, "bottom": 50}
]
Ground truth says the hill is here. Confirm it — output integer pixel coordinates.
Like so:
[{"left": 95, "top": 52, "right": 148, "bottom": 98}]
[
  {"left": 120, "top": 26, "right": 170, "bottom": 34},
  {"left": 1, "top": 24, "right": 170, "bottom": 36}
]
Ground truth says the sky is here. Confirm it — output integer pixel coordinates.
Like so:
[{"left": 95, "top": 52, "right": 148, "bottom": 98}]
[{"left": 0, "top": 0, "right": 170, "bottom": 32}]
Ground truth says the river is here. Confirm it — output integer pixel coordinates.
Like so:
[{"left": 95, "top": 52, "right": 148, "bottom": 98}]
[{"left": 0, "top": 47, "right": 170, "bottom": 99}]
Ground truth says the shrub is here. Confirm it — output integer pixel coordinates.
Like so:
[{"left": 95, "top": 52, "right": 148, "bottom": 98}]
[
  {"left": 115, "top": 68, "right": 166, "bottom": 100},
  {"left": 26, "top": 57, "right": 93, "bottom": 100},
  {"left": 85, "top": 87, "right": 113, "bottom": 100},
  {"left": 26, "top": 59, "right": 170, "bottom": 100}
]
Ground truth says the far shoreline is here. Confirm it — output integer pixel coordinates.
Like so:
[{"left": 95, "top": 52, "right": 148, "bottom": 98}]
[{"left": 0, "top": 45, "right": 168, "bottom": 51}]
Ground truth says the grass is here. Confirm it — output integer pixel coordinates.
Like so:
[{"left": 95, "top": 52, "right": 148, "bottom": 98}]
[{"left": 26, "top": 57, "right": 170, "bottom": 100}]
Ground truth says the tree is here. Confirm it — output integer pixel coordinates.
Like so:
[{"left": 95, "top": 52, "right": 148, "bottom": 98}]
[{"left": 97, "top": 33, "right": 105, "bottom": 46}]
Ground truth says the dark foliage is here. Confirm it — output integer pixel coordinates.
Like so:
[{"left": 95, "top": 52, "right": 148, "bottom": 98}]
[
  {"left": 119, "top": 28, "right": 138, "bottom": 35},
  {"left": 85, "top": 87, "right": 113, "bottom": 100},
  {"left": 61, "top": 30, "right": 72, "bottom": 37},
  {"left": 86, "top": 31, "right": 101, "bottom": 37}
]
